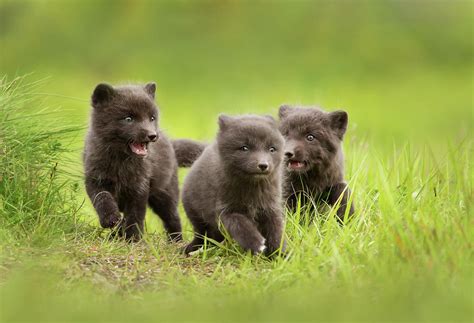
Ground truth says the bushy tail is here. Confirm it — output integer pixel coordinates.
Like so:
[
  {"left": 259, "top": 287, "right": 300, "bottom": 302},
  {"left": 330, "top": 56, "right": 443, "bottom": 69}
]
[{"left": 172, "top": 139, "right": 207, "bottom": 167}]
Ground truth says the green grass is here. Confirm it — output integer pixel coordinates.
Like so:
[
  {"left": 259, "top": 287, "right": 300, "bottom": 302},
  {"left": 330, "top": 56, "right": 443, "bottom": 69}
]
[
  {"left": 0, "top": 76, "right": 87, "bottom": 245},
  {"left": 0, "top": 1, "right": 473, "bottom": 322},
  {"left": 0, "top": 77, "right": 472, "bottom": 322}
]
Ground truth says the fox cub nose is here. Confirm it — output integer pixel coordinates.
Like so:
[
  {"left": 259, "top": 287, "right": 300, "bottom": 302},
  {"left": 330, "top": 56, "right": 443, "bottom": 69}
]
[
  {"left": 148, "top": 133, "right": 158, "bottom": 141},
  {"left": 284, "top": 151, "right": 294, "bottom": 159},
  {"left": 258, "top": 163, "right": 269, "bottom": 171}
]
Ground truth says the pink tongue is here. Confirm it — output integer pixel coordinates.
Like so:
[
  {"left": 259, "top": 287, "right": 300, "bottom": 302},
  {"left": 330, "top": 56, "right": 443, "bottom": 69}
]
[
  {"left": 130, "top": 143, "right": 147, "bottom": 156},
  {"left": 289, "top": 161, "right": 304, "bottom": 168}
]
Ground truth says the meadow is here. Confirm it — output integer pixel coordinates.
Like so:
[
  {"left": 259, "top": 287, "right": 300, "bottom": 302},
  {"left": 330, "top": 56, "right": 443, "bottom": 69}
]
[{"left": 0, "top": 1, "right": 472, "bottom": 322}]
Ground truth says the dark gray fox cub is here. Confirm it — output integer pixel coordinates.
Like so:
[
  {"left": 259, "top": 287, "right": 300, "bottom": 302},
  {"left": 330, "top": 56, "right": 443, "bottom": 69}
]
[
  {"left": 278, "top": 105, "right": 355, "bottom": 221},
  {"left": 182, "top": 114, "right": 286, "bottom": 255},
  {"left": 83, "top": 82, "right": 182, "bottom": 241}
]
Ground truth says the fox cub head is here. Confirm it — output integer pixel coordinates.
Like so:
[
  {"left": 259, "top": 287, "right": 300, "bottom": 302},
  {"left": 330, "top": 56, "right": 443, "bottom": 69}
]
[
  {"left": 278, "top": 105, "right": 348, "bottom": 174},
  {"left": 90, "top": 82, "right": 158, "bottom": 158},
  {"left": 217, "top": 114, "right": 284, "bottom": 178}
]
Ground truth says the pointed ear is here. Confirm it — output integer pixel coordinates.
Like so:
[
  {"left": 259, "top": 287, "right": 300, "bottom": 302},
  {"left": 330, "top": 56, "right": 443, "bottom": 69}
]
[
  {"left": 218, "top": 114, "right": 234, "bottom": 131},
  {"left": 278, "top": 104, "right": 292, "bottom": 119},
  {"left": 329, "top": 110, "right": 348, "bottom": 139},
  {"left": 144, "top": 82, "right": 157, "bottom": 99},
  {"left": 91, "top": 83, "right": 115, "bottom": 108},
  {"left": 263, "top": 115, "right": 277, "bottom": 125}
]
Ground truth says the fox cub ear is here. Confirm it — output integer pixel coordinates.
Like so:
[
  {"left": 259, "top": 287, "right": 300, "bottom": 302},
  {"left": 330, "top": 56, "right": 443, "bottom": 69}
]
[
  {"left": 91, "top": 83, "right": 115, "bottom": 108},
  {"left": 262, "top": 115, "right": 277, "bottom": 125},
  {"left": 144, "top": 82, "right": 157, "bottom": 99},
  {"left": 329, "top": 110, "right": 348, "bottom": 140},
  {"left": 278, "top": 104, "right": 292, "bottom": 119},
  {"left": 218, "top": 114, "right": 235, "bottom": 131}
]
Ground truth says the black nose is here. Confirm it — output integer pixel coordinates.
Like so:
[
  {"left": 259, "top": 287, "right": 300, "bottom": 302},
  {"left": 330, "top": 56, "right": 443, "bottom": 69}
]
[
  {"left": 258, "top": 163, "right": 269, "bottom": 171},
  {"left": 148, "top": 133, "right": 157, "bottom": 141},
  {"left": 285, "top": 151, "right": 294, "bottom": 159}
]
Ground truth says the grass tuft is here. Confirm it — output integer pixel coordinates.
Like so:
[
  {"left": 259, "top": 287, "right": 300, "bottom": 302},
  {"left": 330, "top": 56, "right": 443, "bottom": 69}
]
[{"left": 0, "top": 76, "right": 88, "bottom": 245}]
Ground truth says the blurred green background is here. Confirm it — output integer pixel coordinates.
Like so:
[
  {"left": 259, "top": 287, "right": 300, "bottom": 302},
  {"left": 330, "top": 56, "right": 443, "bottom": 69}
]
[{"left": 1, "top": 0, "right": 472, "bottom": 146}]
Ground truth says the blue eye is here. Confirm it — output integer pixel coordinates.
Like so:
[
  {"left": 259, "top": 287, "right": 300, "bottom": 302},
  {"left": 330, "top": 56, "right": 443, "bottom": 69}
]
[
  {"left": 269, "top": 147, "right": 276, "bottom": 153},
  {"left": 125, "top": 116, "right": 133, "bottom": 122},
  {"left": 241, "top": 146, "right": 249, "bottom": 151},
  {"left": 306, "top": 134, "right": 315, "bottom": 141}
]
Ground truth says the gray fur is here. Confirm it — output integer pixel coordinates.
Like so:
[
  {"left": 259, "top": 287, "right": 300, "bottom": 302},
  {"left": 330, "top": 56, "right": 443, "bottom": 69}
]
[
  {"left": 278, "top": 105, "right": 355, "bottom": 221},
  {"left": 83, "top": 82, "right": 182, "bottom": 241},
  {"left": 182, "top": 114, "right": 286, "bottom": 256},
  {"left": 172, "top": 139, "right": 207, "bottom": 167}
]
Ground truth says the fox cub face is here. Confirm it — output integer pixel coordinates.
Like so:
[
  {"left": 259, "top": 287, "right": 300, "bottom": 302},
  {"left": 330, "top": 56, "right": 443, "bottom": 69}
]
[
  {"left": 217, "top": 114, "right": 284, "bottom": 177},
  {"left": 90, "top": 83, "right": 159, "bottom": 157},
  {"left": 278, "top": 105, "right": 348, "bottom": 174}
]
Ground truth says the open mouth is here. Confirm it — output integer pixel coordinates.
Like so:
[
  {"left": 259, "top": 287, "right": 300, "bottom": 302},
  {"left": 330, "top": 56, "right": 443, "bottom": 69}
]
[
  {"left": 287, "top": 160, "right": 307, "bottom": 171},
  {"left": 129, "top": 142, "right": 148, "bottom": 157}
]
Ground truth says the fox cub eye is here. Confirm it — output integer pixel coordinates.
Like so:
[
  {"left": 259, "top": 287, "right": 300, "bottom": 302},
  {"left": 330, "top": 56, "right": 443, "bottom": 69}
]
[
  {"left": 151, "top": 116, "right": 156, "bottom": 121},
  {"left": 125, "top": 116, "right": 133, "bottom": 122},
  {"left": 269, "top": 147, "right": 276, "bottom": 153},
  {"left": 240, "top": 146, "right": 249, "bottom": 151},
  {"left": 306, "top": 134, "right": 315, "bottom": 141}
]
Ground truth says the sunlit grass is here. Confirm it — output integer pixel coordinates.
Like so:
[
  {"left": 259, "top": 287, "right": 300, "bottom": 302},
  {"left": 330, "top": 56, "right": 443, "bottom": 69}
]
[
  {"left": 0, "top": 77, "right": 472, "bottom": 322},
  {"left": 0, "top": 76, "right": 87, "bottom": 244},
  {"left": 0, "top": 0, "right": 472, "bottom": 320}
]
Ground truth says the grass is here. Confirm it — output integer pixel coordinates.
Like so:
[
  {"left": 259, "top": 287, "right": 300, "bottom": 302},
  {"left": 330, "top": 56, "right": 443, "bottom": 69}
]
[
  {"left": 0, "top": 1, "right": 472, "bottom": 321},
  {"left": 0, "top": 76, "right": 86, "bottom": 245},
  {"left": 0, "top": 77, "right": 472, "bottom": 322}
]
